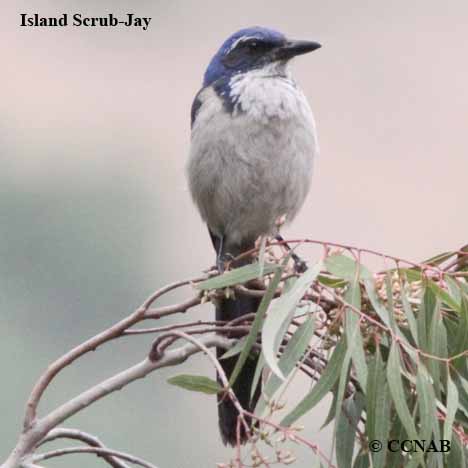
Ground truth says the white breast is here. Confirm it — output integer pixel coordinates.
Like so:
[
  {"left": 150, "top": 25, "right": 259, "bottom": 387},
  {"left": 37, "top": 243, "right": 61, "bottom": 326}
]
[
  {"left": 187, "top": 68, "right": 319, "bottom": 247},
  {"left": 229, "top": 64, "right": 315, "bottom": 125}
]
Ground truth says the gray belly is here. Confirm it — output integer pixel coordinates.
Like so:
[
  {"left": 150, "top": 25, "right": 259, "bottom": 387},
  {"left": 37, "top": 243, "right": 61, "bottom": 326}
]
[{"left": 187, "top": 85, "right": 318, "bottom": 247}]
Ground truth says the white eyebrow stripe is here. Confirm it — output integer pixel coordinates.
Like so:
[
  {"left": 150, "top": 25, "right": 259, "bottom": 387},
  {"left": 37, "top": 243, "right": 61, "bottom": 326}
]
[{"left": 226, "top": 35, "right": 258, "bottom": 53}]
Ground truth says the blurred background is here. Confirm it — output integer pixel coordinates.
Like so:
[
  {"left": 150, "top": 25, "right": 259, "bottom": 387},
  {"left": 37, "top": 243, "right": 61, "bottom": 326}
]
[{"left": 1, "top": 1, "right": 467, "bottom": 466}]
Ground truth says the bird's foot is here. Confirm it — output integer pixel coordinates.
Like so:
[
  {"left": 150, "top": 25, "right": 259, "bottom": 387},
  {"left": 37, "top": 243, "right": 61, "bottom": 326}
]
[
  {"left": 274, "top": 234, "right": 308, "bottom": 273},
  {"left": 216, "top": 252, "right": 236, "bottom": 273}
]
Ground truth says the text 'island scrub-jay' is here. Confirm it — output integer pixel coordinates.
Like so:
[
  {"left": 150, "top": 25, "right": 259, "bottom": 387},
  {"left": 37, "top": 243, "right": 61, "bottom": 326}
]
[{"left": 186, "top": 26, "right": 321, "bottom": 445}]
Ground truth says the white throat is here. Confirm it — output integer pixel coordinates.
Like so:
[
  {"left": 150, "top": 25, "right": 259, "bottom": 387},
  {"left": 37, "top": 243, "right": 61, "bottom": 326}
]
[{"left": 228, "top": 62, "right": 308, "bottom": 122}]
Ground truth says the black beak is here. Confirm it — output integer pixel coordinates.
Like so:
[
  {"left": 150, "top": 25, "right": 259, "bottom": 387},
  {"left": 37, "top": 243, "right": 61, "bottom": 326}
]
[{"left": 275, "top": 40, "right": 322, "bottom": 60}]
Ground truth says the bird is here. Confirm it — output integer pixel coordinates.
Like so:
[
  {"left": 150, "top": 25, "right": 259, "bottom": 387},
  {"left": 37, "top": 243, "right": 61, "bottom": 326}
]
[{"left": 186, "top": 26, "right": 320, "bottom": 446}]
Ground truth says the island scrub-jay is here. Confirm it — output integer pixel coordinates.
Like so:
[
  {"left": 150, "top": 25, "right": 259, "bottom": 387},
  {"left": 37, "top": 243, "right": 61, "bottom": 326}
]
[{"left": 186, "top": 26, "right": 320, "bottom": 445}]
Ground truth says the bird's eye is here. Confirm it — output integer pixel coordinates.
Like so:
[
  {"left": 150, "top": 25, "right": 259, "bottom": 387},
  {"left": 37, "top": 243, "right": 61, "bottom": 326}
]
[{"left": 248, "top": 41, "right": 258, "bottom": 50}]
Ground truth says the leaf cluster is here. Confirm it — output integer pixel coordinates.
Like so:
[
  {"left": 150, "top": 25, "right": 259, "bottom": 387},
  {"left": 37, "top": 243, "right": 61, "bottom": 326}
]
[{"left": 169, "top": 245, "right": 468, "bottom": 468}]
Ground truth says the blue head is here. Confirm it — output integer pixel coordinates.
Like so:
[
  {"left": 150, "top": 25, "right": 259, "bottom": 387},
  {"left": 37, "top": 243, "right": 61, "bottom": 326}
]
[{"left": 203, "top": 27, "right": 321, "bottom": 87}]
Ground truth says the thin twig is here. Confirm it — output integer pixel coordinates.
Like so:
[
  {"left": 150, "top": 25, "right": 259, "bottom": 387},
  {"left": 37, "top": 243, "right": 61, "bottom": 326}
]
[
  {"left": 31, "top": 446, "right": 158, "bottom": 468},
  {"left": 37, "top": 335, "right": 235, "bottom": 437},
  {"left": 243, "top": 411, "right": 336, "bottom": 468},
  {"left": 38, "top": 428, "right": 130, "bottom": 468},
  {"left": 0, "top": 335, "right": 235, "bottom": 468},
  {"left": 144, "top": 296, "right": 201, "bottom": 320},
  {"left": 150, "top": 331, "right": 251, "bottom": 437},
  {"left": 23, "top": 277, "right": 204, "bottom": 429},
  {"left": 122, "top": 320, "right": 225, "bottom": 336}
]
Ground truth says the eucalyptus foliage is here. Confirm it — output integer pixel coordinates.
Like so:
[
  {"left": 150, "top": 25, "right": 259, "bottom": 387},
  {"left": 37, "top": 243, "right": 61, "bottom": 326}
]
[{"left": 169, "top": 244, "right": 468, "bottom": 467}]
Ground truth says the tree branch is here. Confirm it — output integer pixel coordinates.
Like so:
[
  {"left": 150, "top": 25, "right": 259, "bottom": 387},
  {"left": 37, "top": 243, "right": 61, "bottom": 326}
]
[
  {"left": 1, "top": 334, "right": 234, "bottom": 468},
  {"left": 38, "top": 428, "right": 131, "bottom": 468},
  {"left": 31, "top": 447, "right": 158, "bottom": 468},
  {"left": 23, "top": 276, "right": 204, "bottom": 430},
  {"left": 5, "top": 240, "right": 463, "bottom": 468},
  {"left": 40, "top": 335, "right": 234, "bottom": 437}
]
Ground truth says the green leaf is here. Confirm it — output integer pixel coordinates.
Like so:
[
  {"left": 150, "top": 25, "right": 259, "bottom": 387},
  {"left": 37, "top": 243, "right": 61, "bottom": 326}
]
[
  {"left": 446, "top": 433, "right": 466, "bottom": 468},
  {"left": 404, "top": 455, "right": 424, "bottom": 468},
  {"left": 262, "top": 261, "right": 322, "bottom": 379},
  {"left": 294, "top": 303, "right": 318, "bottom": 318},
  {"left": 386, "top": 416, "right": 406, "bottom": 468},
  {"left": 416, "top": 364, "right": 436, "bottom": 441},
  {"left": 384, "top": 272, "right": 394, "bottom": 313},
  {"left": 250, "top": 352, "right": 265, "bottom": 400},
  {"left": 344, "top": 278, "right": 367, "bottom": 389},
  {"left": 428, "top": 280, "right": 461, "bottom": 313},
  {"left": 282, "top": 275, "right": 298, "bottom": 294},
  {"left": 325, "top": 254, "right": 373, "bottom": 281},
  {"left": 386, "top": 342, "right": 419, "bottom": 441},
  {"left": 364, "top": 279, "right": 417, "bottom": 361},
  {"left": 446, "top": 276, "right": 462, "bottom": 307},
  {"left": 427, "top": 307, "right": 446, "bottom": 400},
  {"left": 422, "top": 251, "right": 455, "bottom": 267},
  {"left": 333, "top": 380, "right": 351, "bottom": 460},
  {"left": 400, "top": 281, "right": 419, "bottom": 345},
  {"left": 219, "top": 336, "right": 247, "bottom": 359},
  {"left": 167, "top": 374, "right": 222, "bottom": 394},
  {"left": 320, "top": 383, "right": 339, "bottom": 429},
  {"left": 371, "top": 385, "right": 391, "bottom": 468},
  {"left": 336, "top": 397, "right": 361, "bottom": 468},
  {"left": 196, "top": 263, "right": 279, "bottom": 290},
  {"left": 453, "top": 374, "right": 468, "bottom": 423},
  {"left": 229, "top": 259, "right": 287, "bottom": 386},
  {"left": 401, "top": 268, "right": 423, "bottom": 283},
  {"left": 257, "top": 316, "right": 315, "bottom": 415},
  {"left": 363, "top": 279, "right": 397, "bottom": 332},
  {"left": 275, "top": 317, "right": 316, "bottom": 381},
  {"left": 317, "top": 274, "right": 347, "bottom": 288},
  {"left": 444, "top": 376, "right": 459, "bottom": 443},
  {"left": 428, "top": 423, "right": 444, "bottom": 468},
  {"left": 353, "top": 452, "right": 370, "bottom": 468},
  {"left": 452, "top": 295, "right": 468, "bottom": 372},
  {"left": 417, "top": 286, "right": 437, "bottom": 351},
  {"left": 460, "top": 281, "right": 468, "bottom": 297},
  {"left": 366, "top": 347, "right": 391, "bottom": 468},
  {"left": 281, "top": 338, "right": 347, "bottom": 427},
  {"left": 333, "top": 339, "right": 355, "bottom": 457}
]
